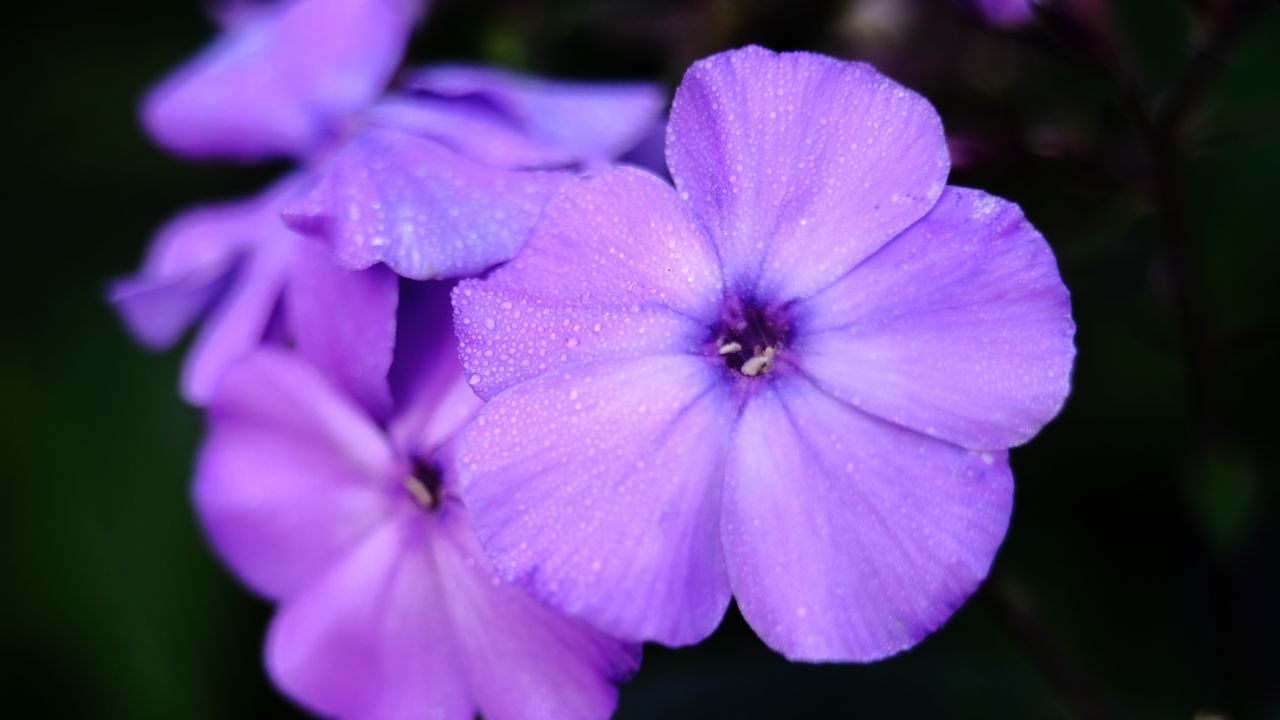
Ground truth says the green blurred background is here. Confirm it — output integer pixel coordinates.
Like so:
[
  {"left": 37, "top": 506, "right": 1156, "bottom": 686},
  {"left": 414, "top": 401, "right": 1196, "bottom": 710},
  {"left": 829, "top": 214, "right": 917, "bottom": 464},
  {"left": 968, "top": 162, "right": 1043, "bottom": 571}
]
[{"left": 6, "top": 0, "right": 1278, "bottom": 717}]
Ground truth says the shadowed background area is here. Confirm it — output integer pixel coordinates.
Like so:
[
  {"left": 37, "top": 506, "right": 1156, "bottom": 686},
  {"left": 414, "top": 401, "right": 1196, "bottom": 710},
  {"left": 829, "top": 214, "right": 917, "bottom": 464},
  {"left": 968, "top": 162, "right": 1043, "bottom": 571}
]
[{"left": 5, "top": 0, "right": 1278, "bottom": 717}]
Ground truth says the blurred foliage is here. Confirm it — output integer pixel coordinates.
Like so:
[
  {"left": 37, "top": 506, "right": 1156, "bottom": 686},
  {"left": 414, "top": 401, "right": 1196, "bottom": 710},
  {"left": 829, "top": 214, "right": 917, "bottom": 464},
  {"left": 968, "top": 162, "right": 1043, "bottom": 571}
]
[{"left": 4, "top": 0, "right": 1278, "bottom": 718}]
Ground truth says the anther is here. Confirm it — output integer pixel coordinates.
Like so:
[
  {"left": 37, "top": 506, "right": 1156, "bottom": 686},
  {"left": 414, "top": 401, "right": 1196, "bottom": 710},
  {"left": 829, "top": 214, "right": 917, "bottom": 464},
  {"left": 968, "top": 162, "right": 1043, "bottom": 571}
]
[{"left": 740, "top": 346, "right": 777, "bottom": 377}]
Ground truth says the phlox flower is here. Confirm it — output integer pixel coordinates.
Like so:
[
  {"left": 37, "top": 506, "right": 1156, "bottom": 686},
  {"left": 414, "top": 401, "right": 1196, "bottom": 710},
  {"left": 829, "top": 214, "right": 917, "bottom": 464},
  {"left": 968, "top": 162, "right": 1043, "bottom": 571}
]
[
  {"left": 195, "top": 282, "right": 639, "bottom": 719},
  {"left": 452, "top": 46, "right": 1076, "bottom": 661},
  {"left": 112, "top": 0, "right": 663, "bottom": 402}
]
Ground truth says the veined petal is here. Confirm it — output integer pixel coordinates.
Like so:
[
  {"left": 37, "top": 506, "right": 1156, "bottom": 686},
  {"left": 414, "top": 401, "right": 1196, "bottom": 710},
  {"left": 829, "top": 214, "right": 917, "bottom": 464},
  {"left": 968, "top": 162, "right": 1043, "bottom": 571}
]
[
  {"left": 285, "top": 127, "right": 567, "bottom": 279},
  {"left": 457, "top": 354, "right": 734, "bottom": 646},
  {"left": 286, "top": 240, "right": 399, "bottom": 420},
  {"left": 143, "top": 0, "right": 423, "bottom": 160},
  {"left": 266, "top": 517, "right": 474, "bottom": 720},
  {"left": 432, "top": 504, "right": 641, "bottom": 720},
  {"left": 195, "top": 350, "right": 400, "bottom": 600},
  {"left": 795, "top": 187, "right": 1075, "bottom": 450},
  {"left": 452, "top": 167, "right": 721, "bottom": 401},
  {"left": 723, "top": 375, "right": 1012, "bottom": 662},
  {"left": 667, "top": 45, "right": 949, "bottom": 302}
]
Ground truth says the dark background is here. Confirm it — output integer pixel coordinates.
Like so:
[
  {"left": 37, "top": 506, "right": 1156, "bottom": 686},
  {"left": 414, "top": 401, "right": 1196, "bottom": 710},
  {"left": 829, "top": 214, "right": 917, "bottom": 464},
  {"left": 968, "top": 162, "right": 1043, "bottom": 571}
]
[{"left": 6, "top": 0, "right": 1279, "bottom": 717}]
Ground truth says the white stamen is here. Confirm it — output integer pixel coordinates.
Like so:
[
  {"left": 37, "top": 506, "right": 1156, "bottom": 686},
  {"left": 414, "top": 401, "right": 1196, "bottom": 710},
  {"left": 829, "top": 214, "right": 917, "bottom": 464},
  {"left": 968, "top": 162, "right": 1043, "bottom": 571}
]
[
  {"left": 740, "top": 346, "right": 777, "bottom": 377},
  {"left": 404, "top": 477, "right": 437, "bottom": 509},
  {"left": 718, "top": 341, "right": 743, "bottom": 355}
]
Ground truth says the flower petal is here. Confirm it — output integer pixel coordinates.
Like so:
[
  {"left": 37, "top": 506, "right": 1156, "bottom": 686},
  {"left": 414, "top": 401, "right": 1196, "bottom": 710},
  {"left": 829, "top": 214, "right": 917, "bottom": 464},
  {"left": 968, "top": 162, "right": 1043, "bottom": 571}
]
[
  {"left": 666, "top": 45, "right": 949, "bottom": 301},
  {"left": 195, "top": 349, "right": 399, "bottom": 599},
  {"left": 180, "top": 230, "right": 297, "bottom": 404},
  {"left": 142, "top": 0, "right": 422, "bottom": 160},
  {"left": 285, "top": 127, "right": 567, "bottom": 279},
  {"left": 266, "top": 517, "right": 475, "bottom": 720},
  {"left": 723, "top": 375, "right": 1013, "bottom": 662},
  {"left": 432, "top": 505, "right": 641, "bottom": 720},
  {"left": 386, "top": 280, "right": 483, "bottom": 457},
  {"left": 452, "top": 167, "right": 722, "bottom": 400},
  {"left": 394, "top": 64, "right": 665, "bottom": 167},
  {"left": 457, "top": 354, "right": 734, "bottom": 646},
  {"left": 109, "top": 181, "right": 296, "bottom": 348},
  {"left": 286, "top": 240, "right": 399, "bottom": 420},
  {"left": 795, "top": 187, "right": 1075, "bottom": 450}
]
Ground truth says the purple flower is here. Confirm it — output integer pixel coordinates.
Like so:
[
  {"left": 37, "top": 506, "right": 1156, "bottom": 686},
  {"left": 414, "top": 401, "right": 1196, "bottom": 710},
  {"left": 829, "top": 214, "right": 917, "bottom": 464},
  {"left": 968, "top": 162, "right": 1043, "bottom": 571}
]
[
  {"left": 119, "top": 29, "right": 663, "bottom": 400},
  {"left": 143, "top": 0, "right": 428, "bottom": 161},
  {"left": 452, "top": 46, "right": 1076, "bottom": 661},
  {"left": 195, "top": 283, "right": 639, "bottom": 719},
  {"left": 283, "top": 67, "right": 665, "bottom": 279}
]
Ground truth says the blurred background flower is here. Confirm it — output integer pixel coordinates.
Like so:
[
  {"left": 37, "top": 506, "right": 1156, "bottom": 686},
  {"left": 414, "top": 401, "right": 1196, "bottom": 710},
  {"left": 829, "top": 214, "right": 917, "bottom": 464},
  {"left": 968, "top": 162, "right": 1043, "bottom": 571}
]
[{"left": 5, "top": 0, "right": 1279, "bottom": 718}]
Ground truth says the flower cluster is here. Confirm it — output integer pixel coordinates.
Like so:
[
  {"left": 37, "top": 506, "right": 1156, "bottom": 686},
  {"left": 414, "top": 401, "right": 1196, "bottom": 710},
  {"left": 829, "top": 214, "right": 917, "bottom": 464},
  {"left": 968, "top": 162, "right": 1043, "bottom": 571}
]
[{"left": 115, "top": 1, "right": 1075, "bottom": 717}]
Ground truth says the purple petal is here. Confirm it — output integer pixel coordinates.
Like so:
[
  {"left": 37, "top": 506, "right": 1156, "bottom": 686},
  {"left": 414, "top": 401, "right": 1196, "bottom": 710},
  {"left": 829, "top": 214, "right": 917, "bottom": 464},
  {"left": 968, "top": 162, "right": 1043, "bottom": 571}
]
[
  {"left": 286, "top": 240, "right": 398, "bottom": 420},
  {"left": 386, "top": 280, "right": 484, "bottom": 456},
  {"left": 666, "top": 45, "right": 950, "bottom": 301},
  {"left": 266, "top": 517, "right": 475, "bottom": 720},
  {"left": 142, "top": 0, "right": 423, "bottom": 161},
  {"left": 195, "top": 349, "right": 400, "bottom": 600},
  {"left": 109, "top": 182, "right": 294, "bottom": 348},
  {"left": 795, "top": 187, "right": 1075, "bottom": 449},
  {"left": 397, "top": 64, "right": 665, "bottom": 167},
  {"left": 285, "top": 127, "right": 568, "bottom": 279},
  {"left": 457, "top": 354, "right": 734, "bottom": 646},
  {"left": 451, "top": 167, "right": 722, "bottom": 400},
  {"left": 972, "top": 0, "right": 1036, "bottom": 28},
  {"left": 432, "top": 505, "right": 641, "bottom": 720},
  {"left": 180, "top": 230, "right": 297, "bottom": 404},
  {"left": 723, "top": 374, "right": 1013, "bottom": 661}
]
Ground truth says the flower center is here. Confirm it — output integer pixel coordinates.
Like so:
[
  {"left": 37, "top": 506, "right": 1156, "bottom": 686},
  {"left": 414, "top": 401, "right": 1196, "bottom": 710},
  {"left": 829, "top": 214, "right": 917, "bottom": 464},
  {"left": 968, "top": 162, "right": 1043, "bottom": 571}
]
[
  {"left": 713, "top": 298, "right": 791, "bottom": 377},
  {"left": 403, "top": 458, "right": 445, "bottom": 511}
]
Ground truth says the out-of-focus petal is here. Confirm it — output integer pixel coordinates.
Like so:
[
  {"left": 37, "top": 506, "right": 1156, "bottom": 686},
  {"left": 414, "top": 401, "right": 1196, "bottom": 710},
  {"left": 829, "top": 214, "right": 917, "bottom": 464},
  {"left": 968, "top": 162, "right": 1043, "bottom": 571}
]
[
  {"left": 266, "top": 517, "right": 475, "bottom": 720},
  {"left": 143, "top": 0, "right": 424, "bottom": 160},
  {"left": 452, "top": 167, "right": 722, "bottom": 401},
  {"left": 723, "top": 375, "right": 1012, "bottom": 661},
  {"left": 457, "top": 354, "right": 734, "bottom": 646},
  {"left": 396, "top": 64, "right": 665, "bottom": 167},
  {"left": 195, "top": 349, "right": 400, "bottom": 600},
  {"left": 109, "top": 181, "right": 294, "bottom": 347},
  {"left": 180, "top": 230, "right": 296, "bottom": 404},
  {"left": 666, "top": 45, "right": 949, "bottom": 301},
  {"left": 386, "top": 280, "right": 482, "bottom": 457},
  {"left": 284, "top": 127, "right": 567, "bottom": 279},
  {"left": 972, "top": 0, "right": 1036, "bottom": 28},
  {"left": 431, "top": 504, "right": 641, "bottom": 720},
  {"left": 286, "top": 240, "right": 398, "bottom": 420},
  {"left": 796, "top": 187, "right": 1075, "bottom": 450}
]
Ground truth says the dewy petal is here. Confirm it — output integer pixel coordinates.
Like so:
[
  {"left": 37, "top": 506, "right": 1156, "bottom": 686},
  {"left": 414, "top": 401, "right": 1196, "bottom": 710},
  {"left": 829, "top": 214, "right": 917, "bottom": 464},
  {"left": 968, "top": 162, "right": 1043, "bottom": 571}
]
[
  {"left": 267, "top": 517, "right": 475, "bottom": 720},
  {"left": 457, "top": 354, "right": 734, "bottom": 646},
  {"left": 195, "top": 349, "right": 400, "bottom": 600},
  {"left": 394, "top": 64, "right": 666, "bottom": 167},
  {"left": 795, "top": 187, "right": 1076, "bottom": 450},
  {"left": 666, "top": 45, "right": 950, "bottom": 301},
  {"left": 285, "top": 127, "right": 568, "bottom": 279},
  {"left": 142, "top": 0, "right": 423, "bottom": 160},
  {"left": 432, "top": 504, "right": 641, "bottom": 720},
  {"left": 452, "top": 167, "right": 722, "bottom": 400},
  {"left": 723, "top": 374, "right": 1013, "bottom": 662},
  {"left": 286, "top": 240, "right": 398, "bottom": 420},
  {"left": 109, "top": 179, "right": 297, "bottom": 348},
  {"left": 180, "top": 230, "right": 297, "bottom": 404}
]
